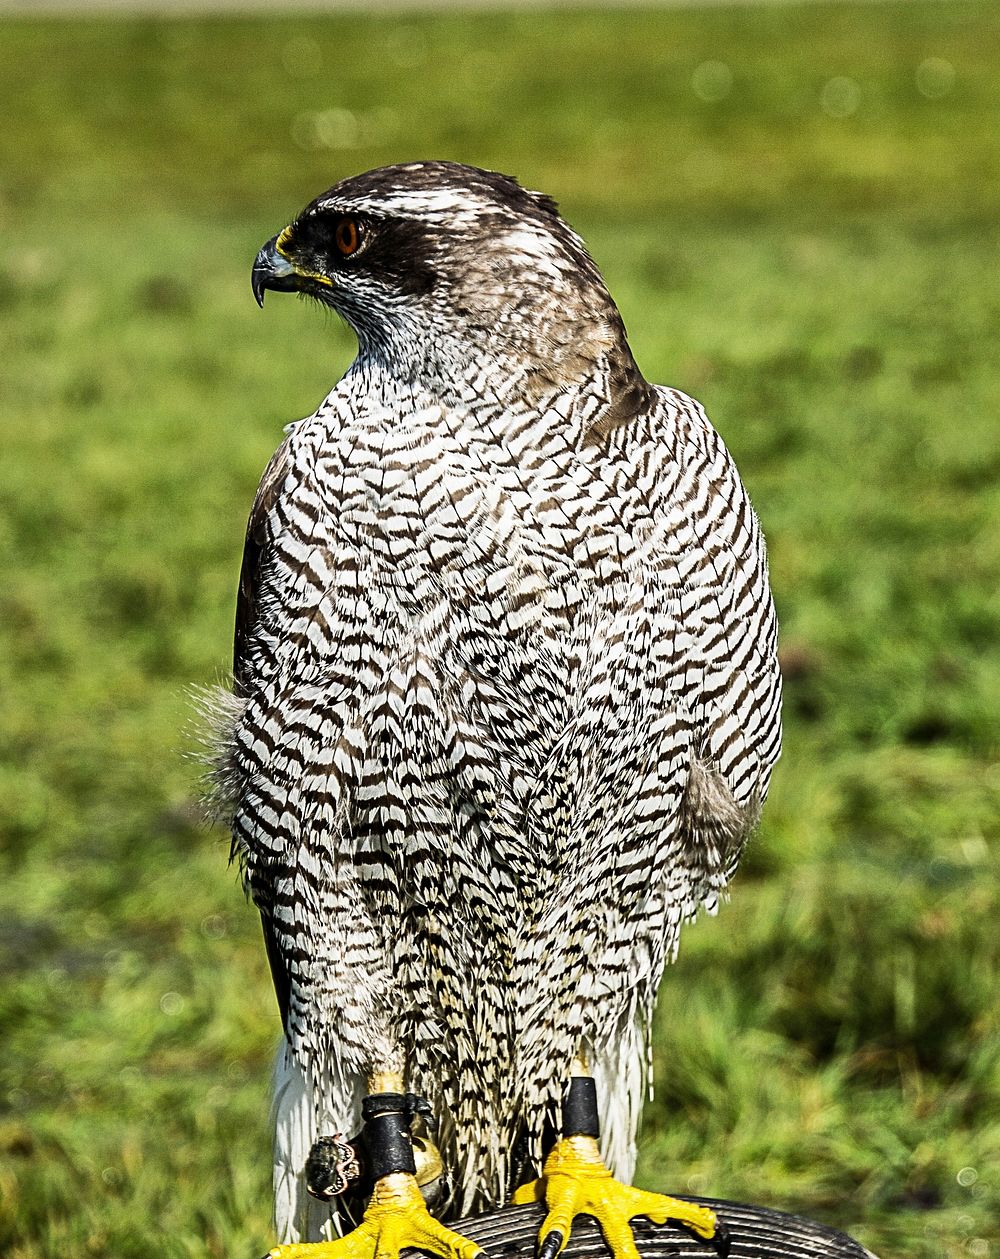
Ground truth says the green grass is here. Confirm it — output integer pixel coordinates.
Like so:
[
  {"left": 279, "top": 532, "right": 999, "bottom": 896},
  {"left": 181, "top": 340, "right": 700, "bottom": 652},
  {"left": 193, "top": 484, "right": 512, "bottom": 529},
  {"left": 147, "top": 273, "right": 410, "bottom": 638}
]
[{"left": 1, "top": 4, "right": 998, "bottom": 1258}]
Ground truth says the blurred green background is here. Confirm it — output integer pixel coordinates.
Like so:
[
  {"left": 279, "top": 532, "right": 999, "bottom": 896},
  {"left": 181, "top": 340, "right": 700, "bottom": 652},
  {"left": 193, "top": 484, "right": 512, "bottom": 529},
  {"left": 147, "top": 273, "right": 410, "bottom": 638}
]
[{"left": 1, "top": 3, "right": 998, "bottom": 1257}]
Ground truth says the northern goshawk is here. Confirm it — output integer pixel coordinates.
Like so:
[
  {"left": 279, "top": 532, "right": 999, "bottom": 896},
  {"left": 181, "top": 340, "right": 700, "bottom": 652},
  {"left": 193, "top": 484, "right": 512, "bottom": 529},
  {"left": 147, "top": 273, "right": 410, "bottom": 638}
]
[{"left": 209, "top": 161, "right": 781, "bottom": 1259}]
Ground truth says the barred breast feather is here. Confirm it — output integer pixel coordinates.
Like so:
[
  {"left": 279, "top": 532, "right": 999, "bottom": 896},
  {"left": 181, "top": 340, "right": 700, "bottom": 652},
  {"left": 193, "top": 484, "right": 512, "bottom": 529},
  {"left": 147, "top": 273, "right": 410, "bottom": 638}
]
[{"left": 209, "top": 372, "right": 780, "bottom": 1224}]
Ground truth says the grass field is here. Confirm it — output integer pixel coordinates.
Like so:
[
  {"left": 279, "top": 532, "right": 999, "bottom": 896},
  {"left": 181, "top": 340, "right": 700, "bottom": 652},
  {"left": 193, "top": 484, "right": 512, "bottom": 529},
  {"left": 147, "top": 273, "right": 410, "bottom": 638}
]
[{"left": 1, "top": 4, "right": 998, "bottom": 1257}]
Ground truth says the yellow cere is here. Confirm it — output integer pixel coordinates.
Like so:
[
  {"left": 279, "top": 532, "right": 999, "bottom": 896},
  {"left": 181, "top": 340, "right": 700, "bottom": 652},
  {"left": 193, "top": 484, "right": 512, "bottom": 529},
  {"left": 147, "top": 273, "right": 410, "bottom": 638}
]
[{"left": 275, "top": 224, "right": 333, "bottom": 289}]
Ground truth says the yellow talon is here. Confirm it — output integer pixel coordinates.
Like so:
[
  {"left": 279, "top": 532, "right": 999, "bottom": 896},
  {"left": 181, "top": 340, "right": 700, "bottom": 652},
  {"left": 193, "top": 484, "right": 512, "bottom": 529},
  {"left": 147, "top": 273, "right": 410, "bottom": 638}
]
[
  {"left": 513, "top": 1136, "right": 722, "bottom": 1259},
  {"left": 511, "top": 1179, "right": 545, "bottom": 1206},
  {"left": 263, "top": 1172, "right": 482, "bottom": 1259}
]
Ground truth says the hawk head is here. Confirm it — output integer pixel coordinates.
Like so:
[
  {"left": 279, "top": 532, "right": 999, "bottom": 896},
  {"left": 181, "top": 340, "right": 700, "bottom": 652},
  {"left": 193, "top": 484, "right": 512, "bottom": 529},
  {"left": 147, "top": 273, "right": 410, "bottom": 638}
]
[{"left": 252, "top": 161, "right": 639, "bottom": 400}]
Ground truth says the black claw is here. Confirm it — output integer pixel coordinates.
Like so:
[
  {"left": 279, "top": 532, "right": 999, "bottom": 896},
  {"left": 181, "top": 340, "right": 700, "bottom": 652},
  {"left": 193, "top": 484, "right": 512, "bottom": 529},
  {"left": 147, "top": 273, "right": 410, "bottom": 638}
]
[
  {"left": 676, "top": 1218, "right": 731, "bottom": 1257},
  {"left": 538, "top": 1232, "right": 563, "bottom": 1259}
]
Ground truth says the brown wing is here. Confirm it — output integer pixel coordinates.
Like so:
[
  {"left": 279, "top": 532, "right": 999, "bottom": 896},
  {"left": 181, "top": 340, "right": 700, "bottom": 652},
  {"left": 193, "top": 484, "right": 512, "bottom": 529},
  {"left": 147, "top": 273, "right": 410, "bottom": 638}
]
[
  {"left": 233, "top": 439, "right": 290, "bottom": 698},
  {"left": 582, "top": 340, "right": 654, "bottom": 447},
  {"left": 232, "top": 439, "right": 293, "bottom": 1029}
]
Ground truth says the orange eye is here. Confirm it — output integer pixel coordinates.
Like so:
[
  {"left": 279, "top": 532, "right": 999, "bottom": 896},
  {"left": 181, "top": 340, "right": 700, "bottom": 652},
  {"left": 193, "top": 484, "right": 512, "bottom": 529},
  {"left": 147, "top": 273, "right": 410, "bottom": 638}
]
[{"left": 335, "top": 218, "right": 362, "bottom": 256}]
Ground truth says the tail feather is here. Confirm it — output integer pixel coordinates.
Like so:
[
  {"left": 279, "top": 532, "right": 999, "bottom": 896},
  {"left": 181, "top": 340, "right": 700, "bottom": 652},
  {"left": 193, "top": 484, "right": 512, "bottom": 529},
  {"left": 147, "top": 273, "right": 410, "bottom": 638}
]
[
  {"left": 272, "top": 1044, "right": 363, "bottom": 1243},
  {"left": 590, "top": 1019, "right": 645, "bottom": 1184}
]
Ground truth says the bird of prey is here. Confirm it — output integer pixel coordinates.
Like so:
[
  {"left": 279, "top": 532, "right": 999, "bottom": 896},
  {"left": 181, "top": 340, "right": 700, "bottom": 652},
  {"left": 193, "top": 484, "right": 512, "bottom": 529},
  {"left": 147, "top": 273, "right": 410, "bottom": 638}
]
[{"left": 210, "top": 161, "right": 781, "bottom": 1259}]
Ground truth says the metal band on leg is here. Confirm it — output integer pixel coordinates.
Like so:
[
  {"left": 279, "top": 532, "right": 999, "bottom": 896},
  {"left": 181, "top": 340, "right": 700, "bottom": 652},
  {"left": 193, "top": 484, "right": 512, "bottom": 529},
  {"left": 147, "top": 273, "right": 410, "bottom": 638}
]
[
  {"left": 306, "top": 1092, "right": 434, "bottom": 1202},
  {"left": 562, "top": 1075, "right": 600, "bottom": 1139},
  {"left": 362, "top": 1092, "right": 432, "bottom": 1179}
]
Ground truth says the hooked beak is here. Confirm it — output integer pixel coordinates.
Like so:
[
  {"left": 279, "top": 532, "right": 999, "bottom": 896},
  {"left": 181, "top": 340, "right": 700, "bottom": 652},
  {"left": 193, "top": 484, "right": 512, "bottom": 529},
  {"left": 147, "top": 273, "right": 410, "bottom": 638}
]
[{"left": 251, "top": 234, "right": 300, "bottom": 307}]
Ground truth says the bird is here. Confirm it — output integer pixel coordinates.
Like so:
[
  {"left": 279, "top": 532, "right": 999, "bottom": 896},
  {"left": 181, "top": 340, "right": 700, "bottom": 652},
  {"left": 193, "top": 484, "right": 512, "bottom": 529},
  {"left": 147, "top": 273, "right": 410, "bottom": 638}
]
[{"left": 206, "top": 161, "right": 782, "bottom": 1259}]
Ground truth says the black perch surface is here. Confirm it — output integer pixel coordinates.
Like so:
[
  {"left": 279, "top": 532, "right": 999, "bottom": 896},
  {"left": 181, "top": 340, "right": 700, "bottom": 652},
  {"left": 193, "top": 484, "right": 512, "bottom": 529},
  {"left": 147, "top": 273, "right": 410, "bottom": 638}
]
[{"left": 407, "top": 1201, "right": 876, "bottom": 1259}]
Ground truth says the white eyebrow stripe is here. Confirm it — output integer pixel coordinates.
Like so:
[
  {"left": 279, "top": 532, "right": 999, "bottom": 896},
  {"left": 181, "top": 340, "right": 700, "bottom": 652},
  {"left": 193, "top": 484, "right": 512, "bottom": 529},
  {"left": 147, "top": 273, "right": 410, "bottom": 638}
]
[
  {"left": 315, "top": 188, "right": 489, "bottom": 222},
  {"left": 501, "top": 228, "right": 551, "bottom": 253}
]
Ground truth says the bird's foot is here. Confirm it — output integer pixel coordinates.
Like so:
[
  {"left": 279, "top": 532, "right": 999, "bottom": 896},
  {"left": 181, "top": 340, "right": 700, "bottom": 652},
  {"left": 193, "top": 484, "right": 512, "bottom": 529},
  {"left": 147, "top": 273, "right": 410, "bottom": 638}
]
[
  {"left": 512, "top": 1136, "right": 726, "bottom": 1259},
  {"left": 262, "top": 1172, "right": 483, "bottom": 1259}
]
